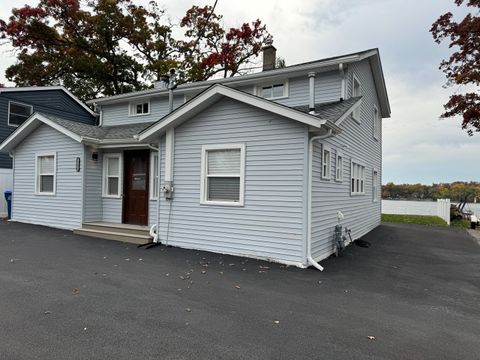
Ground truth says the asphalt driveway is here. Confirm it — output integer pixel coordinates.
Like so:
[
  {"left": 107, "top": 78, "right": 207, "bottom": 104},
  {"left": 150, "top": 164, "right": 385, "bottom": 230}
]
[{"left": 0, "top": 220, "right": 479, "bottom": 360}]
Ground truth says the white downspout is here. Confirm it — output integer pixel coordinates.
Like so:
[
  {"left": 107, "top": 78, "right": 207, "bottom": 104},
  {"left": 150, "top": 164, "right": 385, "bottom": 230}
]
[
  {"left": 307, "top": 130, "right": 334, "bottom": 271},
  {"left": 147, "top": 142, "right": 161, "bottom": 243}
]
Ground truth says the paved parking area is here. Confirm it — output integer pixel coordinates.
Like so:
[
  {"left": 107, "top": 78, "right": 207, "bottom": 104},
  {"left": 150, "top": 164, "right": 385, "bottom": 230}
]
[{"left": 0, "top": 220, "right": 479, "bottom": 359}]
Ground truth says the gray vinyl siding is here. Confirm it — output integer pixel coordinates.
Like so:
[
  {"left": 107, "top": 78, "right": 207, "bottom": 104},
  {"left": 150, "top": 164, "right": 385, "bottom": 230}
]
[
  {"left": 11, "top": 124, "right": 84, "bottom": 230},
  {"left": 102, "top": 198, "right": 122, "bottom": 223},
  {"left": 101, "top": 95, "right": 184, "bottom": 126},
  {"left": 99, "top": 73, "right": 341, "bottom": 128},
  {"left": 156, "top": 98, "right": 308, "bottom": 265},
  {"left": 264, "top": 71, "right": 342, "bottom": 107},
  {"left": 83, "top": 147, "right": 103, "bottom": 222},
  {"left": 310, "top": 59, "right": 382, "bottom": 261},
  {"left": 0, "top": 90, "right": 95, "bottom": 168}
]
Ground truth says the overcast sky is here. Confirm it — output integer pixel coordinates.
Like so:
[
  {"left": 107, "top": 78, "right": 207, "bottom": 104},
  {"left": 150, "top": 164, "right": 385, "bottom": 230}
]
[{"left": 1, "top": 0, "right": 479, "bottom": 185}]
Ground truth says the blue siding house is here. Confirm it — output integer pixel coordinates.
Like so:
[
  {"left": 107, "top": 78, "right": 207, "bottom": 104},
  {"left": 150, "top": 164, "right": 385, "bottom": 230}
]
[
  {"left": 0, "top": 48, "right": 391, "bottom": 270},
  {"left": 0, "top": 86, "right": 96, "bottom": 217}
]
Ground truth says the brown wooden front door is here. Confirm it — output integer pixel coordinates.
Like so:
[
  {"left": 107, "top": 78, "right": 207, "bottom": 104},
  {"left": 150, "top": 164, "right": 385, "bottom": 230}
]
[{"left": 123, "top": 150, "right": 149, "bottom": 225}]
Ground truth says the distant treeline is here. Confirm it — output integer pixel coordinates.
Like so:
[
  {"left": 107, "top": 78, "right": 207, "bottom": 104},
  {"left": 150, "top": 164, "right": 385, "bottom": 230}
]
[{"left": 382, "top": 182, "right": 480, "bottom": 202}]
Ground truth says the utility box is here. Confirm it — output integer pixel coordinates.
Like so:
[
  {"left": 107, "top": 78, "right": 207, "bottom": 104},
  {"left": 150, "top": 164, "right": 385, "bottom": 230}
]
[{"left": 4, "top": 190, "right": 12, "bottom": 220}]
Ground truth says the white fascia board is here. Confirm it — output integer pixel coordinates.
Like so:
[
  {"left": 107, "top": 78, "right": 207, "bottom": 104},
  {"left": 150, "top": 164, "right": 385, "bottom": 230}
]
[
  {"left": 335, "top": 98, "right": 363, "bottom": 126},
  {"left": 0, "top": 86, "right": 97, "bottom": 117},
  {"left": 137, "top": 85, "right": 325, "bottom": 142},
  {"left": 0, "top": 113, "right": 83, "bottom": 153}
]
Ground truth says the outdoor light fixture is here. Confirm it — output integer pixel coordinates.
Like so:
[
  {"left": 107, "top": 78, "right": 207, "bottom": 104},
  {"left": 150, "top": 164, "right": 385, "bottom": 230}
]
[
  {"left": 92, "top": 152, "right": 98, "bottom": 161},
  {"left": 76, "top": 157, "right": 81, "bottom": 172}
]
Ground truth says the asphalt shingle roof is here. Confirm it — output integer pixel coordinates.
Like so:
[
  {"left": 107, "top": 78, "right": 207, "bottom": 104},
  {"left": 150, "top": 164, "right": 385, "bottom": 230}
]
[
  {"left": 293, "top": 96, "right": 361, "bottom": 123},
  {"left": 40, "top": 113, "right": 151, "bottom": 141}
]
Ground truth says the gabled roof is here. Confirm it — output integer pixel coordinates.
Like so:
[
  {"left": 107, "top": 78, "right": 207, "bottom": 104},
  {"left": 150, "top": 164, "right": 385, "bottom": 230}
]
[
  {"left": 0, "top": 86, "right": 97, "bottom": 117},
  {"left": 137, "top": 84, "right": 341, "bottom": 142},
  {"left": 87, "top": 48, "right": 390, "bottom": 118},
  {"left": 0, "top": 113, "right": 149, "bottom": 152}
]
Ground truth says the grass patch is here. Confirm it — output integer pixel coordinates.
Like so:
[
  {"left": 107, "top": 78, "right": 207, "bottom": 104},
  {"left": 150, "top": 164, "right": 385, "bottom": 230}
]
[
  {"left": 381, "top": 214, "right": 448, "bottom": 226},
  {"left": 450, "top": 218, "right": 471, "bottom": 228}
]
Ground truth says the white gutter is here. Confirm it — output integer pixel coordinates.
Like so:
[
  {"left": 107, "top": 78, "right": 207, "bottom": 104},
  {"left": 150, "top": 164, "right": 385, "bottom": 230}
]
[{"left": 306, "top": 129, "right": 334, "bottom": 271}]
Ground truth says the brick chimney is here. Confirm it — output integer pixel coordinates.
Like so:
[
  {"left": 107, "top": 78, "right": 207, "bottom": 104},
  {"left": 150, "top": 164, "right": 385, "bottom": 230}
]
[{"left": 262, "top": 40, "right": 276, "bottom": 71}]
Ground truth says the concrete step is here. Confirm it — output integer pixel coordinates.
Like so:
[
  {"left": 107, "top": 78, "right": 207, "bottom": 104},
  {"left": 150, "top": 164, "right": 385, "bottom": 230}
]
[
  {"left": 73, "top": 228, "right": 151, "bottom": 245},
  {"left": 81, "top": 222, "right": 150, "bottom": 236}
]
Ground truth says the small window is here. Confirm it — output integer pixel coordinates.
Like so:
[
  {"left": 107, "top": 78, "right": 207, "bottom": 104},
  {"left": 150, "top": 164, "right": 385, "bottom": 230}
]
[
  {"left": 9, "top": 101, "right": 33, "bottom": 127},
  {"left": 373, "top": 106, "right": 381, "bottom": 140},
  {"left": 201, "top": 144, "right": 245, "bottom": 206},
  {"left": 373, "top": 169, "right": 379, "bottom": 202},
  {"left": 129, "top": 101, "right": 150, "bottom": 116},
  {"left": 351, "top": 161, "right": 365, "bottom": 195},
  {"left": 321, "top": 145, "right": 331, "bottom": 180},
  {"left": 257, "top": 81, "right": 288, "bottom": 99},
  {"left": 103, "top": 153, "right": 122, "bottom": 197},
  {"left": 36, "top": 153, "right": 56, "bottom": 195},
  {"left": 352, "top": 75, "right": 361, "bottom": 122},
  {"left": 150, "top": 152, "right": 159, "bottom": 199},
  {"left": 336, "top": 152, "right": 343, "bottom": 182}
]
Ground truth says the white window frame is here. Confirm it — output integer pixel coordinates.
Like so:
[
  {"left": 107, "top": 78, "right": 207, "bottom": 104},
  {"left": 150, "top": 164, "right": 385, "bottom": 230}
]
[
  {"left": 200, "top": 143, "right": 246, "bottom": 207},
  {"left": 35, "top": 152, "right": 57, "bottom": 196},
  {"left": 335, "top": 151, "right": 344, "bottom": 182},
  {"left": 372, "top": 169, "right": 379, "bottom": 202},
  {"left": 321, "top": 144, "right": 331, "bottom": 180},
  {"left": 128, "top": 100, "right": 150, "bottom": 116},
  {"left": 352, "top": 74, "right": 361, "bottom": 123},
  {"left": 255, "top": 80, "right": 289, "bottom": 100},
  {"left": 150, "top": 151, "right": 160, "bottom": 200},
  {"left": 350, "top": 160, "right": 366, "bottom": 196},
  {"left": 8, "top": 100, "right": 33, "bottom": 127},
  {"left": 373, "top": 105, "right": 380, "bottom": 141},
  {"left": 102, "top": 153, "right": 123, "bottom": 198}
]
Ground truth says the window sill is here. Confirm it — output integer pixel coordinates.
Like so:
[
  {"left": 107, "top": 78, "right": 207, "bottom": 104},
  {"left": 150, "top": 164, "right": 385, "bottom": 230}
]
[
  {"left": 262, "top": 95, "right": 288, "bottom": 101},
  {"left": 8, "top": 123, "right": 20, "bottom": 128},
  {"left": 102, "top": 195, "right": 122, "bottom": 199},
  {"left": 335, "top": 178, "right": 343, "bottom": 183},
  {"left": 200, "top": 200, "right": 244, "bottom": 207},
  {"left": 35, "top": 192, "right": 56, "bottom": 196},
  {"left": 321, "top": 176, "right": 331, "bottom": 181},
  {"left": 350, "top": 192, "right": 365, "bottom": 196},
  {"left": 128, "top": 113, "right": 150, "bottom": 117}
]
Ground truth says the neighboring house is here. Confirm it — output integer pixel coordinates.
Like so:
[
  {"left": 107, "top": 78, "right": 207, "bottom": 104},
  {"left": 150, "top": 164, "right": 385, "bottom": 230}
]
[
  {"left": 0, "top": 87, "right": 97, "bottom": 217},
  {"left": 0, "top": 47, "right": 391, "bottom": 269}
]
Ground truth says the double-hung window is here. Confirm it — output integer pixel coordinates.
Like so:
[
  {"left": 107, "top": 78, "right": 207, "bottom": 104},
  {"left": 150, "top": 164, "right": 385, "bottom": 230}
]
[
  {"left": 201, "top": 144, "right": 245, "bottom": 206},
  {"left": 257, "top": 81, "right": 288, "bottom": 100},
  {"left": 36, "top": 153, "right": 56, "bottom": 195},
  {"left": 103, "top": 153, "right": 122, "bottom": 197},
  {"left": 129, "top": 100, "right": 150, "bottom": 116},
  {"left": 9, "top": 101, "right": 33, "bottom": 127},
  {"left": 321, "top": 145, "right": 331, "bottom": 180},
  {"left": 372, "top": 169, "right": 379, "bottom": 202},
  {"left": 150, "top": 152, "right": 159, "bottom": 199},
  {"left": 373, "top": 105, "right": 381, "bottom": 140},
  {"left": 352, "top": 74, "right": 361, "bottom": 122},
  {"left": 336, "top": 152, "right": 343, "bottom": 182},
  {"left": 351, "top": 161, "right": 365, "bottom": 195}
]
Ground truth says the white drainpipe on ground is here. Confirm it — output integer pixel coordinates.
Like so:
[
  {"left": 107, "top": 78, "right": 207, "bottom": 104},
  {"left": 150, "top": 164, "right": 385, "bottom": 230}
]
[{"left": 307, "top": 130, "right": 334, "bottom": 271}]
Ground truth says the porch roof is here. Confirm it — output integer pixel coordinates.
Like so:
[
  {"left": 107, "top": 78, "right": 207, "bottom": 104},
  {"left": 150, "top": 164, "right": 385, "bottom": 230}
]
[
  {"left": 0, "top": 112, "right": 151, "bottom": 152},
  {"left": 293, "top": 96, "right": 362, "bottom": 125}
]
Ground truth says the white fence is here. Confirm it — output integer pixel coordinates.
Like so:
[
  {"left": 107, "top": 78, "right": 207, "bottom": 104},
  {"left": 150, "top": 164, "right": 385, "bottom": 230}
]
[
  {"left": 0, "top": 169, "right": 13, "bottom": 218},
  {"left": 382, "top": 199, "right": 454, "bottom": 225},
  {"left": 436, "top": 199, "right": 451, "bottom": 225}
]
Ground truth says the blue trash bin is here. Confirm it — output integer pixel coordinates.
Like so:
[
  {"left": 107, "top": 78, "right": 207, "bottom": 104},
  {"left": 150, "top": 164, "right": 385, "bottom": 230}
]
[{"left": 4, "top": 190, "right": 12, "bottom": 220}]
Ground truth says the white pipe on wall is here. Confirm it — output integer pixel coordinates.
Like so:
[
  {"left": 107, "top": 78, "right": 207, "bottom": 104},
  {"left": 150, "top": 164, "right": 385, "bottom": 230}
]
[
  {"left": 306, "top": 130, "right": 334, "bottom": 271},
  {"left": 308, "top": 72, "right": 316, "bottom": 112}
]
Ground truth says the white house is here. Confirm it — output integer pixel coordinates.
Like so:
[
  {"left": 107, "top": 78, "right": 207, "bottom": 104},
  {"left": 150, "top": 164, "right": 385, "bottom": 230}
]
[{"left": 0, "top": 47, "right": 390, "bottom": 269}]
